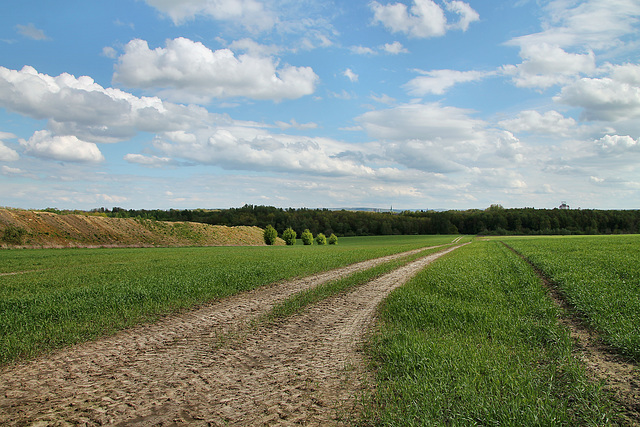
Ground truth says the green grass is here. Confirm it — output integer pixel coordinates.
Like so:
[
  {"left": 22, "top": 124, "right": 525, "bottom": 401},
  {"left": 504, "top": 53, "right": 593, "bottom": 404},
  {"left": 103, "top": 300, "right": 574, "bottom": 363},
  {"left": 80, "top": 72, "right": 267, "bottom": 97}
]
[
  {"left": 502, "top": 234, "right": 640, "bottom": 361},
  {"left": 364, "top": 241, "right": 619, "bottom": 426},
  {"left": 265, "top": 246, "right": 447, "bottom": 322},
  {"left": 0, "top": 235, "right": 459, "bottom": 365}
]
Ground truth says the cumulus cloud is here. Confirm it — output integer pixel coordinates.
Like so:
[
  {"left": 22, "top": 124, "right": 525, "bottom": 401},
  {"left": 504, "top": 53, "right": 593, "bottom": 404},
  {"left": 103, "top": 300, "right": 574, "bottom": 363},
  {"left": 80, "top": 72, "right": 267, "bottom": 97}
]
[
  {"left": 0, "top": 141, "right": 19, "bottom": 161},
  {"left": 382, "top": 41, "right": 409, "bottom": 54},
  {"left": 15, "top": 23, "right": 48, "bottom": 40},
  {"left": 343, "top": 68, "right": 359, "bottom": 82},
  {"left": 554, "top": 66, "right": 640, "bottom": 122},
  {"left": 370, "top": 0, "right": 478, "bottom": 38},
  {"left": 0, "top": 65, "right": 215, "bottom": 143},
  {"left": 113, "top": 38, "right": 319, "bottom": 103},
  {"left": 498, "top": 110, "right": 578, "bottom": 137},
  {"left": 502, "top": 43, "right": 595, "bottom": 89},
  {"left": 356, "top": 103, "right": 524, "bottom": 173},
  {"left": 147, "top": 128, "right": 379, "bottom": 177},
  {"left": 597, "top": 134, "right": 640, "bottom": 154},
  {"left": 20, "top": 130, "right": 104, "bottom": 163},
  {"left": 143, "top": 0, "right": 277, "bottom": 32},
  {"left": 404, "top": 69, "right": 491, "bottom": 95}
]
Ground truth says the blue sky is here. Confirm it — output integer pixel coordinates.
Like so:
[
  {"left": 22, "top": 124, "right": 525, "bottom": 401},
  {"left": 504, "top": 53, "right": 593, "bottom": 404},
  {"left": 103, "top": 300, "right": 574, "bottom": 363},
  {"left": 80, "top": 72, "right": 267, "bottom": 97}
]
[{"left": 1, "top": 0, "right": 639, "bottom": 210}]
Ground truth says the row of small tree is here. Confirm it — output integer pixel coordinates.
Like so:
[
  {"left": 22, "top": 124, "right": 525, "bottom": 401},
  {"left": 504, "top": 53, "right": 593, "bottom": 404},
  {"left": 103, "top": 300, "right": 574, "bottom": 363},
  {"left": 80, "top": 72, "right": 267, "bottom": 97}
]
[{"left": 264, "top": 225, "right": 338, "bottom": 246}]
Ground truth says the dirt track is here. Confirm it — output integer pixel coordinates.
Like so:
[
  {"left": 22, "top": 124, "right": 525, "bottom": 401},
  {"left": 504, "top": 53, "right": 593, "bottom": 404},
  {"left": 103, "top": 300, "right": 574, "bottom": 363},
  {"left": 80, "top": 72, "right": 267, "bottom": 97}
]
[{"left": 0, "top": 244, "right": 462, "bottom": 426}]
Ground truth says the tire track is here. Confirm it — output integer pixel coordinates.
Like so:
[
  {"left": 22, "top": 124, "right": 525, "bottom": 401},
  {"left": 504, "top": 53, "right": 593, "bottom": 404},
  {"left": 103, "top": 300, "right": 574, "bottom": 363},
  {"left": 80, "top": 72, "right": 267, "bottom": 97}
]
[{"left": 0, "top": 244, "right": 463, "bottom": 426}]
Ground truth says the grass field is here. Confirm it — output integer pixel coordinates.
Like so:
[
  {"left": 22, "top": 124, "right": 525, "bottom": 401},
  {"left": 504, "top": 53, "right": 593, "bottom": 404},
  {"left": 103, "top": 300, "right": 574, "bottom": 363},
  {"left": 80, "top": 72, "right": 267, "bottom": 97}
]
[
  {"left": 501, "top": 235, "right": 640, "bottom": 362},
  {"left": 0, "top": 235, "right": 460, "bottom": 365},
  {"left": 365, "top": 240, "right": 621, "bottom": 425}
]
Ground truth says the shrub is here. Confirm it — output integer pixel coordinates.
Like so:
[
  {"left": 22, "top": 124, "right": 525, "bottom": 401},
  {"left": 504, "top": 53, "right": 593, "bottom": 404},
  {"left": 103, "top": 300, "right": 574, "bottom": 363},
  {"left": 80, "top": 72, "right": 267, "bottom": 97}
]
[
  {"left": 2, "top": 225, "right": 27, "bottom": 245},
  {"left": 328, "top": 233, "right": 338, "bottom": 245},
  {"left": 301, "top": 229, "right": 314, "bottom": 245},
  {"left": 263, "top": 225, "right": 278, "bottom": 245},
  {"left": 282, "top": 227, "right": 297, "bottom": 246},
  {"left": 315, "top": 233, "right": 327, "bottom": 245}
]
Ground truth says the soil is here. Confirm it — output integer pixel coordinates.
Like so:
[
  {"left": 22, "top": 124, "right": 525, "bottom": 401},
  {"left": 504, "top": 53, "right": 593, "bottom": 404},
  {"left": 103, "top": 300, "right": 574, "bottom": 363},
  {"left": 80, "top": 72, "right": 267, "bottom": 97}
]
[
  {"left": 0, "top": 208, "right": 279, "bottom": 248},
  {"left": 0, "top": 244, "right": 463, "bottom": 426}
]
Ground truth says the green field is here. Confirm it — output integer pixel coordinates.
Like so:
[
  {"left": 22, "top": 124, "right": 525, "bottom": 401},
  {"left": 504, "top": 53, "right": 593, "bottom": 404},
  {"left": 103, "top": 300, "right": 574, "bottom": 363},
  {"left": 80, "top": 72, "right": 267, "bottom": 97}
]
[
  {"left": 502, "top": 235, "right": 640, "bottom": 361},
  {"left": 365, "top": 240, "right": 621, "bottom": 425},
  {"left": 0, "top": 235, "right": 459, "bottom": 365}
]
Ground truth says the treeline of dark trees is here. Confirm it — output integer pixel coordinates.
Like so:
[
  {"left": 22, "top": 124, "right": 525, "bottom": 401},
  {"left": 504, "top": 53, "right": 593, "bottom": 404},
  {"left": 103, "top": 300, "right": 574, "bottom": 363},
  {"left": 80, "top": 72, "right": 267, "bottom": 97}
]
[{"left": 81, "top": 204, "right": 640, "bottom": 237}]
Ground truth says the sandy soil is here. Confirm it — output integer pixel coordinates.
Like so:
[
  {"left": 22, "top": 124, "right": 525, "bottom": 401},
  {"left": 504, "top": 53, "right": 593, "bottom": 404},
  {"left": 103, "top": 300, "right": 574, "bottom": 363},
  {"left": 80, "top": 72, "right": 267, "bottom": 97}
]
[{"left": 0, "top": 244, "right": 462, "bottom": 426}]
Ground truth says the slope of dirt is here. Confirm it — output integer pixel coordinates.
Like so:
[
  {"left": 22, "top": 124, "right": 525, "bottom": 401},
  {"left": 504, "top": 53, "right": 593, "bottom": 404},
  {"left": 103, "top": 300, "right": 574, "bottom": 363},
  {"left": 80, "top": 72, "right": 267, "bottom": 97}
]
[
  {"left": 0, "top": 208, "right": 279, "bottom": 248},
  {"left": 0, "top": 244, "right": 463, "bottom": 426}
]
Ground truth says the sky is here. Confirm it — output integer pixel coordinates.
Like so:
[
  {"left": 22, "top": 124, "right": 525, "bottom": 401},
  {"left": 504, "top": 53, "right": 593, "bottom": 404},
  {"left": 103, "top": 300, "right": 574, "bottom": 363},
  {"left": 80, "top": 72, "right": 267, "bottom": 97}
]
[{"left": 0, "top": 0, "right": 639, "bottom": 211}]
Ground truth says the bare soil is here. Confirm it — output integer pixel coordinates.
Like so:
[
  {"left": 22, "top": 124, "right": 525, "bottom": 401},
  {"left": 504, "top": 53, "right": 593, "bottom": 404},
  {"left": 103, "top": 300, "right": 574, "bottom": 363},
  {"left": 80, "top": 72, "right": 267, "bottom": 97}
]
[
  {"left": 0, "top": 244, "right": 462, "bottom": 426},
  {"left": 0, "top": 208, "right": 277, "bottom": 248}
]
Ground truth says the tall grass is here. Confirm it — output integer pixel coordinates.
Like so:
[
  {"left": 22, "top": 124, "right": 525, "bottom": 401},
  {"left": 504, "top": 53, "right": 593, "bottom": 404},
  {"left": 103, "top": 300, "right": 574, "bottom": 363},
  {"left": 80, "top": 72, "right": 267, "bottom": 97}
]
[
  {"left": 504, "top": 235, "right": 640, "bottom": 361},
  {"left": 365, "top": 241, "right": 619, "bottom": 425},
  {"left": 0, "top": 235, "right": 459, "bottom": 365}
]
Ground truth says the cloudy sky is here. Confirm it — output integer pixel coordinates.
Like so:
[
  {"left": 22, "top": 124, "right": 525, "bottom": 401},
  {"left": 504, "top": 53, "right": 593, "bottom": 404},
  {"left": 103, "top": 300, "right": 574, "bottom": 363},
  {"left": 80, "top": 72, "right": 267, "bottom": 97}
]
[{"left": 1, "top": 0, "right": 639, "bottom": 210}]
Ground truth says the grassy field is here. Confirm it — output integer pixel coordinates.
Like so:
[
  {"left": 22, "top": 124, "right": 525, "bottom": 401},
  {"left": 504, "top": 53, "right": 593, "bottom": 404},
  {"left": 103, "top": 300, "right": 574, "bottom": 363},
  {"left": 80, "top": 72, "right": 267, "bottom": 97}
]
[
  {"left": 365, "top": 240, "right": 621, "bottom": 425},
  {"left": 0, "top": 235, "right": 460, "bottom": 365},
  {"left": 502, "top": 235, "right": 640, "bottom": 362}
]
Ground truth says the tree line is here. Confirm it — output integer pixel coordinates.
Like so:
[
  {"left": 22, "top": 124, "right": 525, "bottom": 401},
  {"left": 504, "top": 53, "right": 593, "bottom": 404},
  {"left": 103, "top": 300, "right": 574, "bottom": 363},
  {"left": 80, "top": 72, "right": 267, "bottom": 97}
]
[{"left": 82, "top": 204, "right": 640, "bottom": 236}]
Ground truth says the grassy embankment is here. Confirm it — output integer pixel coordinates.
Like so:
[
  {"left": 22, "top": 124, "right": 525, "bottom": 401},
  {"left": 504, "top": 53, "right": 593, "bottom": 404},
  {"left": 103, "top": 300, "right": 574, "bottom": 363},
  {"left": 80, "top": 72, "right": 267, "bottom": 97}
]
[
  {"left": 503, "top": 235, "right": 640, "bottom": 362},
  {"left": 0, "top": 235, "right": 459, "bottom": 365},
  {"left": 365, "top": 240, "right": 621, "bottom": 425}
]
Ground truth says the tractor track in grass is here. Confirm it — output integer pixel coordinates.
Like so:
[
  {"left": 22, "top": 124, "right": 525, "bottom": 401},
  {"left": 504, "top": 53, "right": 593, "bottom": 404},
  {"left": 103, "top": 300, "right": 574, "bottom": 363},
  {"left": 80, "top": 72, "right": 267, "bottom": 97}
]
[
  {"left": 503, "top": 242, "right": 640, "bottom": 425},
  {"left": 0, "top": 244, "right": 463, "bottom": 426}
]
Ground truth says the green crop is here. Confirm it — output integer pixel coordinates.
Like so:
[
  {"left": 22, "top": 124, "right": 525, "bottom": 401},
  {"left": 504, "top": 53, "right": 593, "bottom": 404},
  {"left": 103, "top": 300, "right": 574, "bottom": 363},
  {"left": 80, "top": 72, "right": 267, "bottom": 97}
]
[
  {"left": 503, "top": 234, "right": 640, "bottom": 361},
  {"left": 0, "top": 235, "right": 460, "bottom": 365},
  {"left": 365, "top": 241, "right": 618, "bottom": 425}
]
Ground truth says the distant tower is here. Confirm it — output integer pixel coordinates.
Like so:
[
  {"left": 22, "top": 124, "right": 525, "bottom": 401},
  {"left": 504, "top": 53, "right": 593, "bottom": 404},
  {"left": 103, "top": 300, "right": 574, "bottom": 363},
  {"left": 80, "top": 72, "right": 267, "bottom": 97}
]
[{"left": 559, "top": 201, "right": 570, "bottom": 210}]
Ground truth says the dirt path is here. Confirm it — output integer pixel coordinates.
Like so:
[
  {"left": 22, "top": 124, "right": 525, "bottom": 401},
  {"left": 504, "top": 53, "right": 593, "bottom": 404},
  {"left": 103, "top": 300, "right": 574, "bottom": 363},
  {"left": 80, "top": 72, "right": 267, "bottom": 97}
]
[{"left": 0, "top": 244, "right": 462, "bottom": 426}]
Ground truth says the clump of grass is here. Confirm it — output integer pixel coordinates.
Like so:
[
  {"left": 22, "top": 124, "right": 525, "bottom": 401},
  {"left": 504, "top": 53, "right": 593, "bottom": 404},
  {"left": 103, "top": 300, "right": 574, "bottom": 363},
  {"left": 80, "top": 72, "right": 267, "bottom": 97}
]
[{"left": 364, "top": 241, "right": 620, "bottom": 425}]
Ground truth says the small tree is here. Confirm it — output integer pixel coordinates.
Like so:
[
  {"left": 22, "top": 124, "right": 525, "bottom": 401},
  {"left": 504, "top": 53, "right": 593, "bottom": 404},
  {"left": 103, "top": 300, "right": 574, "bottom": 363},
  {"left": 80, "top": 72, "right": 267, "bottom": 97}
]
[
  {"left": 2, "top": 225, "right": 26, "bottom": 245},
  {"left": 315, "top": 232, "right": 327, "bottom": 245},
  {"left": 301, "top": 229, "right": 314, "bottom": 245},
  {"left": 328, "top": 233, "right": 338, "bottom": 245},
  {"left": 282, "top": 227, "right": 297, "bottom": 246},
  {"left": 263, "top": 225, "right": 278, "bottom": 245}
]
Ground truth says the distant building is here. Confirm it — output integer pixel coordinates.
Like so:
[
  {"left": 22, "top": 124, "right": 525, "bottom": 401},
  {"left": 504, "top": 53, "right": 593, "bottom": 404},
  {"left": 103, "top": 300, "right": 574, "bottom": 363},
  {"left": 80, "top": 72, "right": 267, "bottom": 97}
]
[{"left": 559, "top": 201, "right": 570, "bottom": 210}]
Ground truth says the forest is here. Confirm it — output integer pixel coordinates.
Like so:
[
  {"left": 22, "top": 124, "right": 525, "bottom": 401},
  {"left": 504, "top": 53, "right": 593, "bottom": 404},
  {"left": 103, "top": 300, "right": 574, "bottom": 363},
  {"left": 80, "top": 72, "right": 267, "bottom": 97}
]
[{"left": 75, "top": 204, "right": 640, "bottom": 237}]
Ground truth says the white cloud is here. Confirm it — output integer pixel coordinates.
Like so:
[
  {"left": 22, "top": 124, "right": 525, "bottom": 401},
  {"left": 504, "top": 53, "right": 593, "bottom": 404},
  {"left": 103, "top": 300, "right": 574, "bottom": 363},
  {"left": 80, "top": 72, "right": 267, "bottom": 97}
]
[
  {"left": 143, "top": 0, "right": 277, "bottom": 32},
  {"left": 597, "top": 134, "right": 639, "bottom": 154},
  {"left": 15, "top": 23, "right": 48, "bottom": 41},
  {"left": 20, "top": 130, "right": 104, "bottom": 163},
  {"left": 554, "top": 67, "right": 640, "bottom": 122},
  {"left": 0, "top": 65, "right": 216, "bottom": 143},
  {"left": 123, "top": 153, "right": 177, "bottom": 168},
  {"left": 275, "top": 119, "right": 318, "bottom": 130},
  {"left": 404, "top": 69, "right": 491, "bottom": 95},
  {"left": 2, "top": 165, "right": 23, "bottom": 175},
  {"left": 502, "top": 43, "right": 595, "bottom": 89},
  {"left": 498, "top": 110, "right": 578, "bottom": 137},
  {"left": 101, "top": 46, "right": 117, "bottom": 59},
  {"left": 382, "top": 41, "right": 409, "bottom": 54},
  {"left": 350, "top": 45, "right": 377, "bottom": 55},
  {"left": 444, "top": 0, "right": 480, "bottom": 31},
  {"left": 370, "top": 0, "right": 447, "bottom": 38},
  {"left": 510, "top": 0, "right": 640, "bottom": 51},
  {"left": 370, "top": 0, "right": 478, "bottom": 38},
  {"left": 343, "top": 68, "right": 359, "bottom": 83},
  {"left": 0, "top": 141, "right": 19, "bottom": 161},
  {"left": 228, "top": 38, "right": 282, "bottom": 56},
  {"left": 114, "top": 38, "right": 319, "bottom": 103}
]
